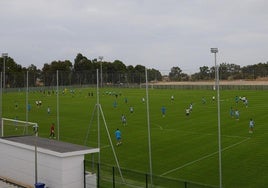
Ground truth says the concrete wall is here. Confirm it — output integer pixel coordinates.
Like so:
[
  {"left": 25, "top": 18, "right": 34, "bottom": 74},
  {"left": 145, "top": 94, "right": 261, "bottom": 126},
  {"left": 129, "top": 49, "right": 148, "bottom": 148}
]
[{"left": 0, "top": 139, "right": 87, "bottom": 188}]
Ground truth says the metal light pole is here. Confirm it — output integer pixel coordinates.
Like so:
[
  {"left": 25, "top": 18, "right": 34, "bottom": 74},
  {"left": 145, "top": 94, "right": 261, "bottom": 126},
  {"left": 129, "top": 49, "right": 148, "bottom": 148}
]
[
  {"left": 98, "top": 56, "right": 103, "bottom": 88},
  {"left": 33, "top": 124, "right": 39, "bottom": 185},
  {"left": 210, "top": 48, "right": 222, "bottom": 188},
  {"left": 0, "top": 72, "right": 2, "bottom": 136},
  {"left": 145, "top": 68, "right": 153, "bottom": 187},
  {"left": 2, "top": 53, "right": 8, "bottom": 90},
  {"left": 57, "top": 70, "right": 60, "bottom": 140}
]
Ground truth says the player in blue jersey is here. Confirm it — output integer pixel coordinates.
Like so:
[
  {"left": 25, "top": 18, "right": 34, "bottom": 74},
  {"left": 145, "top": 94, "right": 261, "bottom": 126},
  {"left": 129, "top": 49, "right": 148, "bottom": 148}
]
[
  {"left": 161, "top": 106, "right": 166, "bottom": 117},
  {"left": 230, "top": 107, "right": 234, "bottom": 118},
  {"left": 115, "top": 128, "right": 122, "bottom": 146},
  {"left": 235, "top": 96, "right": 239, "bottom": 105},
  {"left": 113, "top": 100, "right": 117, "bottom": 108}
]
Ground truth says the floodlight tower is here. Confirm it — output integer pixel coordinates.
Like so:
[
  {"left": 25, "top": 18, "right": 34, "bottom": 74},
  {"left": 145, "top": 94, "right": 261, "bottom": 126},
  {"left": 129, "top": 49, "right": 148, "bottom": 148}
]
[
  {"left": 98, "top": 56, "right": 103, "bottom": 87},
  {"left": 210, "top": 48, "right": 222, "bottom": 188},
  {"left": 2, "top": 53, "right": 8, "bottom": 90},
  {"left": 210, "top": 48, "right": 218, "bottom": 89}
]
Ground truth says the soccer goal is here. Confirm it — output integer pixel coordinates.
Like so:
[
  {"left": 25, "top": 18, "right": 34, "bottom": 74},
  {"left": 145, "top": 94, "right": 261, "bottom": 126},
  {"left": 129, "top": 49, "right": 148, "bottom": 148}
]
[{"left": 1, "top": 118, "right": 38, "bottom": 137}]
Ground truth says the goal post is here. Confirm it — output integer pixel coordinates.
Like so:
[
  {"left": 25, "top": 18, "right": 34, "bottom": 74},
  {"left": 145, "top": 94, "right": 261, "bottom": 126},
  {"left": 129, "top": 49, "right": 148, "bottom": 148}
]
[{"left": 1, "top": 118, "right": 38, "bottom": 137}]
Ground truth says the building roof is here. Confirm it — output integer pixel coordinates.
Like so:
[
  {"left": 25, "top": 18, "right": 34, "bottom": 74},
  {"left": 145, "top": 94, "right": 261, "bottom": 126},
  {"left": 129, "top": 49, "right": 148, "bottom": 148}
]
[{"left": 1, "top": 135, "right": 99, "bottom": 157}]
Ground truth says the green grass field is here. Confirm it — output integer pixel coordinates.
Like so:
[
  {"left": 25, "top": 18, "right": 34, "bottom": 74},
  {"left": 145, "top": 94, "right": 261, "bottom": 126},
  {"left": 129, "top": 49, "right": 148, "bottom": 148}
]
[{"left": 2, "top": 87, "right": 268, "bottom": 188}]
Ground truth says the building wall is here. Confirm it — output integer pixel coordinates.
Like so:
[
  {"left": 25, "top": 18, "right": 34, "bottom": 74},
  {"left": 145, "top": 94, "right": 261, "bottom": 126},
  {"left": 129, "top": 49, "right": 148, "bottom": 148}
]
[
  {"left": 0, "top": 140, "right": 86, "bottom": 188},
  {"left": 0, "top": 141, "right": 35, "bottom": 185}
]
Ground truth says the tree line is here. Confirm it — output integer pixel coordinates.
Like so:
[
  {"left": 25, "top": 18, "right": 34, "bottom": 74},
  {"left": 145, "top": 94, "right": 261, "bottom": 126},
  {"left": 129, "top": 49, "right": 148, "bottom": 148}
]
[
  {"left": 169, "top": 62, "right": 268, "bottom": 81},
  {"left": 0, "top": 53, "right": 267, "bottom": 87}
]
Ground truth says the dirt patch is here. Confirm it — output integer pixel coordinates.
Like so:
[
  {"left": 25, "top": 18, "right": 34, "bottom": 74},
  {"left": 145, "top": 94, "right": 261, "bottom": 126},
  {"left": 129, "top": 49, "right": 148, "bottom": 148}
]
[{"left": 152, "top": 80, "right": 268, "bottom": 85}]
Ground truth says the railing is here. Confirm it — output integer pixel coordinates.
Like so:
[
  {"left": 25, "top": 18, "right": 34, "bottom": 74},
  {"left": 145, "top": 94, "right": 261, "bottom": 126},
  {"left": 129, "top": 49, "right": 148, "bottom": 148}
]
[{"left": 84, "top": 161, "right": 218, "bottom": 188}]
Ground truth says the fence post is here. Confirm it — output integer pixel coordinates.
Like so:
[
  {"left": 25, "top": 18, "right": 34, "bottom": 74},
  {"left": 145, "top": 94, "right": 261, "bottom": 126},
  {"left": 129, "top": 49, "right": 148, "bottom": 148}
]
[
  {"left": 97, "top": 163, "right": 100, "bottom": 188},
  {"left": 145, "top": 174, "right": 148, "bottom": 188},
  {"left": 113, "top": 166, "right": 115, "bottom": 188},
  {"left": 83, "top": 160, "right": 86, "bottom": 188}
]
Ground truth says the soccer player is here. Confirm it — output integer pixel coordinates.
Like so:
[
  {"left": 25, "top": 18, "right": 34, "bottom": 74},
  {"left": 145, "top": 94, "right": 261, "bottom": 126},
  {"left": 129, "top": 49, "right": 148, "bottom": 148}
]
[
  {"left": 235, "top": 109, "right": 240, "bottom": 120},
  {"left": 47, "top": 106, "right": 51, "bottom": 114},
  {"left": 142, "top": 97, "right": 145, "bottom": 103},
  {"left": 230, "top": 107, "right": 234, "bottom": 118},
  {"left": 115, "top": 128, "right": 122, "bottom": 146},
  {"left": 189, "top": 103, "right": 193, "bottom": 112},
  {"left": 249, "top": 118, "right": 254, "bottom": 133},
  {"left": 235, "top": 96, "right": 239, "bottom": 105},
  {"left": 161, "top": 106, "right": 166, "bottom": 117},
  {"left": 121, "top": 114, "right": 127, "bottom": 126},
  {"left": 244, "top": 98, "right": 248, "bottom": 108},
  {"left": 185, "top": 108, "right": 190, "bottom": 116},
  {"left": 27, "top": 104, "right": 31, "bottom": 112},
  {"left": 171, "top": 95, "right": 174, "bottom": 101},
  {"left": 39, "top": 100, "right": 42, "bottom": 107},
  {"left": 212, "top": 96, "right": 215, "bottom": 102},
  {"left": 35, "top": 100, "right": 39, "bottom": 107},
  {"left": 202, "top": 97, "right": 206, "bottom": 104},
  {"left": 49, "top": 123, "right": 55, "bottom": 139},
  {"left": 113, "top": 101, "right": 117, "bottom": 108},
  {"left": 129, "top": 106, "right": 134, "bottom": 113}
]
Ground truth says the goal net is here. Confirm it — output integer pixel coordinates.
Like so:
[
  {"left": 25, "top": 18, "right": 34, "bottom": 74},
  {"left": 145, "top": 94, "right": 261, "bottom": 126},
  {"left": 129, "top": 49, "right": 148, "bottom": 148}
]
[{"left": 1, "top": 118, "right": 38, "bottom": 137}]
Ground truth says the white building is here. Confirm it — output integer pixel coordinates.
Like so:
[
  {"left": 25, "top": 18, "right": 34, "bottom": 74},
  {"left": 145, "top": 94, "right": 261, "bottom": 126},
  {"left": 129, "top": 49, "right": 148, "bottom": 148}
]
[{"left": 0, "top": 136, "right": 99, "bottom": 188}]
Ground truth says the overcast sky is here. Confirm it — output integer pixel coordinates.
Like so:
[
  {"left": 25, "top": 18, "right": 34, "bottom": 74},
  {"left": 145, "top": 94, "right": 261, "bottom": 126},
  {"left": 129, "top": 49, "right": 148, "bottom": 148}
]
[{"left": 1, "top": 0, "right": 268, "bottom": 74}]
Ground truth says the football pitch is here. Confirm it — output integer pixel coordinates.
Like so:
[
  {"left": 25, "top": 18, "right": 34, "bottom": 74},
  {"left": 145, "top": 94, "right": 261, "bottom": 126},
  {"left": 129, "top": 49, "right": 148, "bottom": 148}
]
[{"left": 2, "top": 87, "right": 268, "bottom": 188}]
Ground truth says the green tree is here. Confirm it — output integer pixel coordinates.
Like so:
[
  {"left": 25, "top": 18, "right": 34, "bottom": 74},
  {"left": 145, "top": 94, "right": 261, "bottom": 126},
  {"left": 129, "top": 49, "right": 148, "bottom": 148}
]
[
  {"left": 134, "top": 65, "right": 146, "bottom": 83},
  {"left": 147, "top": 69, "right": 162, "bottom": 82},
  {"left": 0, "top": 56, "right": 24, "bottom": 87},
  {"left": 27, "top": 64, "right": 41, "bottom": 87},
  {"left": 199, "top": 66, "right": 211, "bottom": 80},
  {"left": 169, "top": 66, "right": 182, "bottom": 81},
  {"left": 41, "top": 60, "right": 72, "bottom": 86},
  {"left": 73, "top": 54, "right": 95, "bottom": 85}
]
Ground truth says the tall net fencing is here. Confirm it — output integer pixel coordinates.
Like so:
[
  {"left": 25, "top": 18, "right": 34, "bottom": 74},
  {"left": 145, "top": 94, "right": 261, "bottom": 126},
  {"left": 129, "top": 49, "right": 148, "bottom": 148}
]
[{"left": 1, "top": 70, "right": 268, "bottom": 90}]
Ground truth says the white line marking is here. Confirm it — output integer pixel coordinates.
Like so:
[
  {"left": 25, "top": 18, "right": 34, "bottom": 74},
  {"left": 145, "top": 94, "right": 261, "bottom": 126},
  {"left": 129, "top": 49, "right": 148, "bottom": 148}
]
[
  {"left": 162, "top": 129, "right": 249, "bottom": 139},
  {"left": 151, "top": 122, "right": 163, "bottom": 130},
  {"left": 101, "top": 145, "right": 110, "bottom": 149},
  {"left": 160, "top": 137, "right": 251, "bottom": 176}
]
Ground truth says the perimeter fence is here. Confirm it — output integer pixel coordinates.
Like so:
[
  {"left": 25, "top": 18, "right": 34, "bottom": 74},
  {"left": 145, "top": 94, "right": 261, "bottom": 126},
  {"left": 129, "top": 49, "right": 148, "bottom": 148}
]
[
  {"left": 2, "top": 83, "right": 268, "bottom": 94},
  {"left": 1, "top": 70, "right": 268, "bottom": 90},
  {"left": 84, "top": 160, "right": 218, "bottom": 188}
]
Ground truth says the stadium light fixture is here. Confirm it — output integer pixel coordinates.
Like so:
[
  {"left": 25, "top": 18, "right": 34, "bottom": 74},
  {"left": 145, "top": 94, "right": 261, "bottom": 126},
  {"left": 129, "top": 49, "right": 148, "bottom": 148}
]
[
  {"left": 210, "top": 48, "right": 222, "bottom": 188},
  {"left": 210, "top": 48, "right": 218, "bottom": 53},
  {"left": 210, "top": 48, "right": 218, "bottom": 89},
  {"left": 2, "top": 53, "right": 8, "bottom": 89}
]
